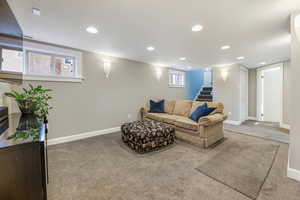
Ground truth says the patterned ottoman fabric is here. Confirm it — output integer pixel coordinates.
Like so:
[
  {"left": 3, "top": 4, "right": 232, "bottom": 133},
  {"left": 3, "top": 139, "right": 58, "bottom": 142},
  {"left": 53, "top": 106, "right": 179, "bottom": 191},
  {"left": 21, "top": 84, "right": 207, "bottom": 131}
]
[{"left": 121, "top": 120, "right": 175, "bottom": 153}]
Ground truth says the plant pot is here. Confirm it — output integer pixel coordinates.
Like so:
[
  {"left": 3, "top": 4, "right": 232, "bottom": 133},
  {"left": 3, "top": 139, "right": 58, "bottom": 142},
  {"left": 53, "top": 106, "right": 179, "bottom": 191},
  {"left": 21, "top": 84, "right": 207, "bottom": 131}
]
[{"left": 16, "top": 99, "right": 38, "bottom": 115}]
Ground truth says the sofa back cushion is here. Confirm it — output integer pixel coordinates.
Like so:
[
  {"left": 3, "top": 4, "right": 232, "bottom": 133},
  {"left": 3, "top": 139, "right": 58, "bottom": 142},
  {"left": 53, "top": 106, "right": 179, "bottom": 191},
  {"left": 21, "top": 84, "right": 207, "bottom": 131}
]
[
  {"left": 164, "top": 100, "right": 176, "bottom": 115},
  {"left": 173, "top": 100, "right": 192, "bottom": 117},
  {"left": 189, "top": 101, "right": 224, "bottom": 116}
]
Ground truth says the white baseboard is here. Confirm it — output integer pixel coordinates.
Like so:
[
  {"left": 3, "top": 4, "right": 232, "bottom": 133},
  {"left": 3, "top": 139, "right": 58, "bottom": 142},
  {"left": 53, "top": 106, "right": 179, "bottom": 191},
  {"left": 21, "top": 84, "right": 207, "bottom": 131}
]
[
  {"left": 224, "top": 120, "right": 242, "bottom": 126},
  {"left": 247, "top": 116, "right": 257, "bottom": 121},
  {"left": 280, "top": 122, "right": 291, "bottom": 130},
  {"left": 287, "top": 167, "right": 300, "bottom": 182},
  {"left": 48, "top": 127, "right": 120, "bottom": 146},
  {"left": 287, "top": 148, "right": 300, "bottom": 182}
]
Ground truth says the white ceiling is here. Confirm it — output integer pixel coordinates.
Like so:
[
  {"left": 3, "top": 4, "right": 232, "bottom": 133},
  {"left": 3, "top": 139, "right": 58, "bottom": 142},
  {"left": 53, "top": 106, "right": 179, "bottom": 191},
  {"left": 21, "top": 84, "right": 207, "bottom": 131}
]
[{"left": 7, "top": 0, "right": 300, "bottom": 69}]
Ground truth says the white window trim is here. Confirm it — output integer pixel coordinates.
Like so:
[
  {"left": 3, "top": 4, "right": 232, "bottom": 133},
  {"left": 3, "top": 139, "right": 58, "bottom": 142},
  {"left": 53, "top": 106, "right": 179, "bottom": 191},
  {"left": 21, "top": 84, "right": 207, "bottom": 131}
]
[
  {"left": 168, "top": 69, "right": 185, "bottom": 88},
  {"left": 22, "top": 40, "right": 83, "bottom": 82}
]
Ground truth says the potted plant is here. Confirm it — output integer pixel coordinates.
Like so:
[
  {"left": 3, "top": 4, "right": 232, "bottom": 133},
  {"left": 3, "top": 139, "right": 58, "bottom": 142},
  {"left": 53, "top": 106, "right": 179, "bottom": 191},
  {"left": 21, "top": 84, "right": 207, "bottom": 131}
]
[{"left": 5, "top": 84, "right": 52, "bottom": 118}]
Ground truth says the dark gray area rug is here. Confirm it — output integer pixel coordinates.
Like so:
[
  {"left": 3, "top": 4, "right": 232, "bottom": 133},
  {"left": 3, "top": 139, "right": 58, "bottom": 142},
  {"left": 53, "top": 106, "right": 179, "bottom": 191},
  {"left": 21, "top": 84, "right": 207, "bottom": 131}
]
[{"left": 196, "top": 139, "right": 279, "bottom": 200}]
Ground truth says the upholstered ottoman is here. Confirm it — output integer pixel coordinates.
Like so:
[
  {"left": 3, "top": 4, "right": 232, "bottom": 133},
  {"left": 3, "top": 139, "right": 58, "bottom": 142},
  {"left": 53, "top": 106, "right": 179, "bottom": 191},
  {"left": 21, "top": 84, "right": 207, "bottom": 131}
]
[{"left": 121, "top": 120, "right": 175, "bottom": 153}]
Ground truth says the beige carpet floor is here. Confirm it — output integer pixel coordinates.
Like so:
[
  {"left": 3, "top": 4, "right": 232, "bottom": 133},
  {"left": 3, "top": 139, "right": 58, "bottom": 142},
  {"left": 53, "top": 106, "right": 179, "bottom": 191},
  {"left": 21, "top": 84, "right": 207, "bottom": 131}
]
[{"left": 48, "top": 131, "right": 300, "bottom": 200}]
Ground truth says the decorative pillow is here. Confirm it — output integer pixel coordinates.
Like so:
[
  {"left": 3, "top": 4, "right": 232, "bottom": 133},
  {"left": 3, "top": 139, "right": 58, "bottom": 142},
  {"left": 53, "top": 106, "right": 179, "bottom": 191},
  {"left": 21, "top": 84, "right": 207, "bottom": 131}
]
[
  {"left": 189, "top": 103, "right": 216, "bottom": 122},
  {"left": 149, "top": 100, "right": 165, "bottom": 113},
  {"left": 189, "top": 103, "right": 207, "bottom": 122}
]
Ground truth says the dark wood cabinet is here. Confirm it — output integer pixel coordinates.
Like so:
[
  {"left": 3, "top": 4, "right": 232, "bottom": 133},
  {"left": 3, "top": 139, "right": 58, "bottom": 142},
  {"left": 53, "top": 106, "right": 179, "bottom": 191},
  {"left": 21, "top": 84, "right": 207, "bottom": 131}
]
[{"left": 0, "top": 114, "right": 47, "bottom": 200}]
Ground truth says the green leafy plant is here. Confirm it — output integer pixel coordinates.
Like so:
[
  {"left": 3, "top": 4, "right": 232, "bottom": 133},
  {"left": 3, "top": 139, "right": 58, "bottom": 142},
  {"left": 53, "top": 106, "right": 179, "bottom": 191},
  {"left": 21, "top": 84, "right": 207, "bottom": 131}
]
[{"left": 5, "top": 84, "right": 52, "bottom": 118}]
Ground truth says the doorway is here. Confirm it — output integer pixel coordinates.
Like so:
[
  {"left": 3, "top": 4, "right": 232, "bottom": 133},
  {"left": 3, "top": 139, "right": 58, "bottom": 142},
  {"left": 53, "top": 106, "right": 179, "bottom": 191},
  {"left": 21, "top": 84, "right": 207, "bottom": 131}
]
[{"left": 257, "top": 63, "right": 283, "bottom": 123}]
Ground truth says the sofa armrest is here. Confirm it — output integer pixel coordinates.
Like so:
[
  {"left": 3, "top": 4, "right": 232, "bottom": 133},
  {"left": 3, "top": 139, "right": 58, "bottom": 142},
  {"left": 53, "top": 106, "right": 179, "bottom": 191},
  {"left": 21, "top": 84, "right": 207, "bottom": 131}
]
[
  {"left": 198, "top": 113, "right": 227, "bottom": 126},
  {"left": 140, "top": 107, "right": 148, "bottom": 119}
]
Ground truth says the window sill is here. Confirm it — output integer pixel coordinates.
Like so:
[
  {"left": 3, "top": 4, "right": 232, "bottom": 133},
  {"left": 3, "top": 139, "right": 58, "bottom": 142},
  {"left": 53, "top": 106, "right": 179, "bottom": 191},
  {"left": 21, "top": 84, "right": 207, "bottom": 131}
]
[
  {"left": 23, "top": 74, "right": 84, "bottom": 83},
  {"left": 169, "top": 85, "right": 185, "bottom": 88}
]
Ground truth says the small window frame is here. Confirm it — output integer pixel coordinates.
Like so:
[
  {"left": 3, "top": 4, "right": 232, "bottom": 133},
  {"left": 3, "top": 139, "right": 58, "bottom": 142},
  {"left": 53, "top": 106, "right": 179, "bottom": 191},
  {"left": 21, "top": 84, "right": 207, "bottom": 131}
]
[
  {"left": 168, "top": 69, "right": 185, "bottom": 88},
  {"left": 22, "top": 42, "right": 83, "bottom": 83},
  {"left": 25, "top": 49, "right": 77, "bottom": 78},
  {"left": 0, "top": 46, "right": 24, "bottom": 74}
]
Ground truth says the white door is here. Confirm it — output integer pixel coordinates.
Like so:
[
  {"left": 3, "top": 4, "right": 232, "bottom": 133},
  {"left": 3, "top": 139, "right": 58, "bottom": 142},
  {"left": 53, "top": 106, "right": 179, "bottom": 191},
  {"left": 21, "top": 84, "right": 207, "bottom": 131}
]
[
  {"left": 257, "top": 64, "right": 282, "bottom": 122},
  {"left": 240, "top": 67, "right": 248, "bottom": 122}
]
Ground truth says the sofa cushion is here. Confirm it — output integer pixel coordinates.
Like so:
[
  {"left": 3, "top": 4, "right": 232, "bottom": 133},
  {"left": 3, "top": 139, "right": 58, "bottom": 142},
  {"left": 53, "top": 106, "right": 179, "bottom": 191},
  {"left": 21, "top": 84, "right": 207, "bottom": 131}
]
[
  {"left": 173, "top": 100, "right": 192, "bottom": 117},
  {"left": 149, "top": 100, "right": 165, "bottom": 113},
  {"left": 190, "top": 101, "right": 224, "bottom": 116},
  {"left": 173, "top": 116, "right": 199, "bottom": 131},
  {"left": 145, "top": 113, "right": 177, "bottom": 125},
  {"left": 164, "top": 100, "right": 176, "bottom": 115}
]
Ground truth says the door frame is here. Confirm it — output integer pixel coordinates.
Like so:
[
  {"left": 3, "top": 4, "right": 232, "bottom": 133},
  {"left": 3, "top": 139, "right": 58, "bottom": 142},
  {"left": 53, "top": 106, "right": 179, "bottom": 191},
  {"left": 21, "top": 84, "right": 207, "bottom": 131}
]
[{"left": 256, "top": 63, "right": 283, "bottom": 123}]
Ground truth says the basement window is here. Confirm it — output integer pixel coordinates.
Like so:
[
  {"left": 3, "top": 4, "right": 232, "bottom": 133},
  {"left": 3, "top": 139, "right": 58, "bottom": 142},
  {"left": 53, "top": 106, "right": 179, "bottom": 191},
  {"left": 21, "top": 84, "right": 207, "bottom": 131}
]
[
  {"left": 0, "top": 47, "right": 23, "bottom": 73},
  {"left": 26, "top": 51, "right": 76, "bottom": 78},
  {"left": 169, "top": 70, "right": 185, "bottom": 88},
  {"left": 22, "top": 41, "right": 83, "bottom": 82}
]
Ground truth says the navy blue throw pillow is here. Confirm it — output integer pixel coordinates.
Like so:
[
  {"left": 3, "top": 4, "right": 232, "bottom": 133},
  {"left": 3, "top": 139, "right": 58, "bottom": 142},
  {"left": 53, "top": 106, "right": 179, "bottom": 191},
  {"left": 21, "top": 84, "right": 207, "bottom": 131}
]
[
  {"left": 189, "top": 103, "right": 216, "bottom": 122},
  {"left": 149, "top": 100, "right": 165, "bottom": 113},
  {"left": 190, "top": 103, "right": 207, "bottom": 122}
]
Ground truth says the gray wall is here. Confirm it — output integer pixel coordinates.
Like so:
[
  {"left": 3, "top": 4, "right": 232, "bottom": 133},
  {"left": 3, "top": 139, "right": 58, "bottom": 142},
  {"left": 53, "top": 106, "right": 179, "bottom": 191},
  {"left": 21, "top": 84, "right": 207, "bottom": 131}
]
[
  {"left": 248, "top": 69, "right": 257, "bottom": 118},
  {"left": 213, "top": 64, "right": 241, "bottom": 121},
  {"left": 13, "top": 51, "right": 184, "bottom": 139},
  {"left": 247, "top": 60, "right": 291, "bottom": 124},
  {"left": 290, "top": 11, "right": 300, "bottom": 172},
  {"left": 283, "top": 61, "right": 291, "bottom": 124}
]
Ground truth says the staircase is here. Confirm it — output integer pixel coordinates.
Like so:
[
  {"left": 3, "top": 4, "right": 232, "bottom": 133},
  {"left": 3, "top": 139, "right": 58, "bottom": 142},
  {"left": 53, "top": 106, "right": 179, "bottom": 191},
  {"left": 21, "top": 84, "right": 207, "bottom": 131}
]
[{"left": 195, "top": 87, "right": 213, "bottom": 102}]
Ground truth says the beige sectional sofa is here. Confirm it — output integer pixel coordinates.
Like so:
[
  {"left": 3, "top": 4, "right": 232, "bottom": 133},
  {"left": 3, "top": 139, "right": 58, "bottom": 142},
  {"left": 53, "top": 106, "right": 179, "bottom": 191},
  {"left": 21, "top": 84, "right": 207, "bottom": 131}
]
[{"left": 140, "top": 100, "right": 227, "bottom": 148}]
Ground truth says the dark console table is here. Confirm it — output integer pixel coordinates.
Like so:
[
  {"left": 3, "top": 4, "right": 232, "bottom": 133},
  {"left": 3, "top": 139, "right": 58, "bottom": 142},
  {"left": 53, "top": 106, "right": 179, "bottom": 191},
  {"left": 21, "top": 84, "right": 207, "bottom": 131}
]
[{"left": 0, "top": 113, "right": 48, "bottom": 200}]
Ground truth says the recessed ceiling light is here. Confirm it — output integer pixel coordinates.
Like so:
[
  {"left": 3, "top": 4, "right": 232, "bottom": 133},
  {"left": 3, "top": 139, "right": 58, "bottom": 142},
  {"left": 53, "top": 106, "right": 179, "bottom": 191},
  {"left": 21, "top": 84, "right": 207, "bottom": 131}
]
[
  {"left": 192, "top": 25, "right": 203, "bottom": 32},
  {"left": 260, "top": 62, "right": 267, "bottom": 65},
  {"left": 179, "top": 57, "right": 186, "bottom": 61},
  {"left": 221, "top": 45, "right": 231, "bottom": 50},
  {"left": 147, "top": 46, "right": 155, "bottom": 51},
  {"left": 236, "top": 56, "right": 245, "bottom": 60},
  {"left": 86, "top": 26, "right": 98, "bottom": 34},
  {"left": 32, "top": 8, "right": 41, "bottom": 16}
]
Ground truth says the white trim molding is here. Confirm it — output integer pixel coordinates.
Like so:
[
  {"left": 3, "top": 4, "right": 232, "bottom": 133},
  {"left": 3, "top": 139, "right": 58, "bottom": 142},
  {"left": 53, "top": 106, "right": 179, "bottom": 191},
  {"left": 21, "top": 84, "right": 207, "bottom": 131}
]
[
  {"left": 224, "top": 120, "right": 242, "bottom": 126},
  {"left": 280, "top": 122, "right": 291, "bottom": 130},
  {"left": 287, "top": 151, "right": 300, "bottom": 182},
  {"left": 247, "top": 116, "right": 257, "bottom": 121},
  {"left": 23, "top": 75, "right": 84, "bottom": 83},
  {"left": 48, "top": 127, "right": 120, "bottom": 146},
  {"left": 287, "top": 167, "right": 300, "bottom": 182}
]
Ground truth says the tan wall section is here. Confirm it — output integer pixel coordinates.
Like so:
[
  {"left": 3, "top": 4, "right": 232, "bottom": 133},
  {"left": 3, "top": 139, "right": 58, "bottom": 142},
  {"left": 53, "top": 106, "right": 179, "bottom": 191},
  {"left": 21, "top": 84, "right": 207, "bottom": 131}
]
[
  {"left": 290, "top": 11, "right": 300, "bottom": 171},
  {"left": 213, "top": 64, "right": 241, "bottom": 121},
  {"left": 248, "top": 69, "right": 257, "bottom": 118},
  {"left": 12, "top": 51, "right": 185, "bottom": 139},
  {"left": 283, "top": 61, "right": 291, "bottom": 125}
]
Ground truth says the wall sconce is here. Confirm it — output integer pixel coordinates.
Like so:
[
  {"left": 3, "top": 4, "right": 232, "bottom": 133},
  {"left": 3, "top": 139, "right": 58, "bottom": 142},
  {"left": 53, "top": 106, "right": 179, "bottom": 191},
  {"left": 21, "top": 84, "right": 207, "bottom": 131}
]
[
  {"left": 103, "top": 59, "right": 111, "bottom": 78},
  {"left": 221, "top": 69, "right": 228, "bottom": 82},
  {"left": 155, "top": 67, "right": 162, "bottom": 81}
]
